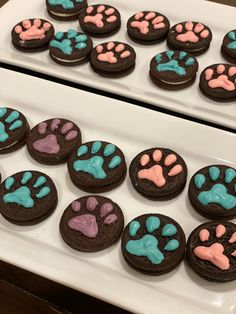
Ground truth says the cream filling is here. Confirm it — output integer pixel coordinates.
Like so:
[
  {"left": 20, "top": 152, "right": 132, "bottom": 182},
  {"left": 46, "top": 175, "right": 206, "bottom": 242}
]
[
  {"left": 52, "top": 54, "right": 86, "bottom": 63},
  {"left": 49, "top": 10, "right": 78, "bottom": 17},
  {"left": 160, "top": 78, "right": 192, "bottom": 85},
  {"left": 0, "top": 141, "right": 18, "bottom": 150}
]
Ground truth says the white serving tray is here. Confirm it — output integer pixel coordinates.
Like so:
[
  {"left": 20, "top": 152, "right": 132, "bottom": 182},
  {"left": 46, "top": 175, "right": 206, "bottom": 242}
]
[
  {"left": 0, "top": 68, "right": 235, "bottom": 314},
  {"left": 0, "top": 0, "right": 235, "bottom": 130}
]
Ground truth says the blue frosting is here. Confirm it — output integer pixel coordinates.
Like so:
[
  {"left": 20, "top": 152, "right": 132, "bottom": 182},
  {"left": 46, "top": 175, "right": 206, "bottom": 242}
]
[
  {"left": 129, "top": 220, "right": 141, "bottom": 237},
  {"left": 146, "top": 216, "right": 160, "bottom": 233},
  {"left": 48, "top": 0, "right": 83, "bottom": 9},
  {"left": 209, "top": 166, "right": 220, "bottom": 181},
  {"left": 194, "top": 174, "right": 206, "bottom": 189}
]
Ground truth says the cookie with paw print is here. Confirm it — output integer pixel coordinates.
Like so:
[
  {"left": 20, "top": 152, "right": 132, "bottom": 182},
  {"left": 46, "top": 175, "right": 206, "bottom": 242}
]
[
  {"left": 187, "top": 221, "right": 236, "bottom": 282},
  {"left": 46, "top": 0, "right": 87, "bottom": 21},
  {"left": 27, "top": 118, "right": 82, "bottom": 165},
  {"left": 221, "top": 30, "right": 236, "bottom": 64},
  {"left": 11, "top": 18, "right": 54, "bottom": 52},
  {"left": 60, "top": 195, "right": 124, "bottom": 252},
  {"left": 199, "top": 64, "right": 236, "bottom": 102},
  {"left": 129, "top": 148, "right": 187, "bottom": 200}
]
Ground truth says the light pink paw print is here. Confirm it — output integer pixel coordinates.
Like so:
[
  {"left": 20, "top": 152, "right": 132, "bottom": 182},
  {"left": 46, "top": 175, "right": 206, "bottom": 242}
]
[
  {"left": 96, "top": 42, "right": 131, "bottom": 64},
  {"left": 175, "top": 21, "right": 209, "bottom": 43},
  {"left": 194, "top": 224, "right": 236, "bottom": 270},
  {"left": 205, "top": 64, "right": 236, "bottom": 91},
  {"left": 138, "top": 149, "right": 183, "bottom": 187},
  {"left": 130, "top": 11, "right": 166, "bottom": 34},
  {"left": 14, "top": 19, "right": 51, "bottom": 41},
  {"left": 84, "top": 5, "right": 117, "bottom": 28}
]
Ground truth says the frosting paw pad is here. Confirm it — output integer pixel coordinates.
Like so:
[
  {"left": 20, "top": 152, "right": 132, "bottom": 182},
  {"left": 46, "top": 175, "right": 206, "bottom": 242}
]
[{"left": 221, "top": 30, "right": 236, "bottom": 64}]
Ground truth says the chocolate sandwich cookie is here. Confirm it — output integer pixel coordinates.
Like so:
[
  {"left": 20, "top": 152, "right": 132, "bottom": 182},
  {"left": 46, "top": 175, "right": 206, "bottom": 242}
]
[
  {"left": 0, "top": 107, "right": 29, "bottom": 154},
  {"left": 221, "top": 30, "right": 236, "bottom": 64},
  {"left": 187, "top": 221, "right": 236, "bottom": 282},
  {"left": 49, "top": 29, "right": 93, "bottom": 66},
  {"left": 0, "top": 170, "right": 58, "bottom": 225},
  {"left": 46, "top": 0, "right": 87, "bottom": 21},
  {"left": 12, "top": 18, "right": 54, "bottom": 52},
  {"left": 129, "top": 148, "right": 187, "bottom": 200},
  {"left": 121, "top": 214, "right": 186, "bottom": 275},
  {"left": 27, "top": 118, "right": 81, "bottom": 165},
  {"left": 90, "top": 41, "right": 136, "bottom": 78},
  {"left": 60, "top": 195, "right": 124, "bottom": 252},
  {"left": 127, "top": 11, "right": 170, "bottom": 45},
  {"left": 199, "top": 64, "right": 236, "bottom": 102},
  {"left": 78, "top": 4, "right": 121, "bottom": 37},
  {"left": 149, "top": 50, "right": 199, "bottom": 90},
  {"left": 188, "top": 165, "right": 236, "bottom": 220},
  {"left": 167, "top": 21, "right": 212, "bottom": 56},
  {"left": 67, "top": 140, "right": 127, "bottom": 193}
]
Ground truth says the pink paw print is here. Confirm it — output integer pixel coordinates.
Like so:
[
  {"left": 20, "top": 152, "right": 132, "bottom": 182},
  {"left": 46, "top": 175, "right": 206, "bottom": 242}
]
[
  {"left": 14, "top": 19, "right": 51, "bottom": 41},
  {"left": 96, "top": 42, "right": 131, "bottom": 64},
  {"left": 138, "top": 149, "right": 183, "bottom": 187},
  {"left": 205, "top": 64, "right": 236, "bottom": 91},
  {"left": 194, "top": 224, "right": 236, "bottom": 270},
  {"left": 131, "top": 11, "right": 166, "bottom": 34},
  {"left": 175, "top": 21, "right": 209, "bottom": 43},
  {"left": 84, "top": 5, "right": 117, "bottom": 27}
]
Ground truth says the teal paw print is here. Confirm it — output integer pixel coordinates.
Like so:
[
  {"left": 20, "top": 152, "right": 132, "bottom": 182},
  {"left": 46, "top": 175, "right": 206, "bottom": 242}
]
[
  {"left": 155, "top": 50, "right": 195, "bottom": 75},
  {"left": 125, "top": 215, "right": 180, "bottom": 265},
  {"left": 50, "top": 29, "right": 88, "bottom": 55},
  {"left": 48, "top": 0, "right": 83, "bottom": 9},
  {"left": 0, "top": 107, "right": 23, "bottom": 143},
  {"left": 194, "top": 166, "right": 236, "bottom": 210},
  {"left": 73, "top": 141, "right": 122, "bottom": 179},
  {"left": 3, "top": 171, "right": 50, "bottom": 208},
  {"left": 227, "top": 31, "right": 236, "bottom": 50}
]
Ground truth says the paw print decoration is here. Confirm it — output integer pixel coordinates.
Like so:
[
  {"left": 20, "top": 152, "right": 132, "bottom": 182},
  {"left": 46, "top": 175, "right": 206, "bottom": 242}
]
[
  {"left": 121, "top": 214, "right": 186, "bottom": 275},
  {"left": 129, "top": 148, "right": 187, "bottom": 200},
  {"left": 221, "top": 30, "right": 236, "bottom": 64}
]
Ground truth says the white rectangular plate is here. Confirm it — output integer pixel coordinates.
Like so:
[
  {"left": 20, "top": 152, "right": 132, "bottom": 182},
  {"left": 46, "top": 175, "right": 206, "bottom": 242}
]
[
  {"left": 0, "top": 68, "right": 236, "bottom": 314},
  {"left": 0, "top": 0, "right": 236, "bottom": 129}
]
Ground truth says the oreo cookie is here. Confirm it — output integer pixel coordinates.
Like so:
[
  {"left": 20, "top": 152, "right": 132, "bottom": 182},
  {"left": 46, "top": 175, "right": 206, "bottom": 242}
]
[
  {"left": 78, "top": 4, "right": 121, "bottom": 37},
  {"left": 27, "top": 118, "right": 81, "bottom": 165},
  {"left": 60, "top": 195, "right": 124, "bottom": 252},
  {"left": 199, "top": 63, "right": 236, "bottom": 102},
  {"left": 67, "top": 140, "right": 127, "bottom": 193},
  {"left": 0, "top": 170, "right": 58, "bottom": 225},
  {"left": 221, "top": 30, "right": 236, "bottom": 64},
  {"left": 167, "top": 21, "right": 212, "bottom": 56},
  {"left": 0, "top": 107, "right": 29, "bottom": 154},
  {"left": 188, "top": 165, "right": 236, "bottom": 220},
  {"left": 46, "top": 0, "right": 87, "bottom": 21},
  {"left": 12, "top": 18, "right": 54, "bottom": 52},
  {"left": 187, "top": 221, "right": 236, "bottom": 282},
  {"left": 127, "top": 11, "right": 170, "bottom": 45},
  {"left": 149, "top": 50, "right": 199, "bottom": 90},
  {"left": 49, "top": 30, "right": 93, "bottom": 66},
  {"left": 90, "top": 41, "right": 136, "bottom": 78},
  {"left": 129, "top": 148, "right": 187, "bottom": 200},
  {"left": 121, "top": 214, "right": 186, "bottom": 275}
]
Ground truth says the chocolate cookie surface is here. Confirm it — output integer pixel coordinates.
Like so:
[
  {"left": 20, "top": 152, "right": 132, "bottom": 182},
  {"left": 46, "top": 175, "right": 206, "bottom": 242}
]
[
  {"left": 27, "top": 118, "right": 81, "bottom": 165},
  {"left": 167, "top": 21, "right": 212, "bottom": 56},
  {"left": 46, "top": 0, "right": 87, "bottom": 21},
  {"left": 0, "top": 170, "right": 58, "bottom": 225},
  {"left": 127, "top": 11, "right": 170, "bottom": 44},
  {"left": 90, "top": 41, "right": 136, "bottom": 77},
  {"left": 0, "top": 107, "right": 29, "bottom": 154},
  {"left": 221, "top": 30, "right": 236, "bottom": 64},
  {"left": 60, "top": 195, "right": 124, "bottom": 252},
  {"left": 49, "top": 29, "right": 93, "bottom": 66},
  {"left": 67, "top": 140, "right": 127, "bottom": 193},
  {"left": 12, "top": 18, "right": 54, "bottom": 52},
  {"left": 121, "top": 213, "right": 186, "bottom": 275},
  {"left": 78, "top": 4, "right": 121, "bottom": 37},
  {"left": 129, "top": 148, "right": 187, "bottom": 200},
  {"left": 199, "top": 64, "right": 236, "bottom": 102},
  {"left": 149, "top": 50, "right": 199, "bottom": 90},
  {"left": 188, "top": 165, "right": 236, "bottom": 220},
  {"left": 187, "top": 221, "right": 236, "bottom": 282}
]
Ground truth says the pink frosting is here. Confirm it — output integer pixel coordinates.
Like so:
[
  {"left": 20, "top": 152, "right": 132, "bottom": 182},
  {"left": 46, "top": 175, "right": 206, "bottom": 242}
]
[
  {"left": 168, "top": 165, "right": 182, "bottom": 176},
  {"left": 194, "top": 243, "right": 230, "bottom": 270},
  {"left": 14, "top": 25, "right": 22, "bottom": 34},
  {"left": 65, "top": 130, "right": 78, "bottom": 141},
  {"left": 194, "top": 23, "right": 204, "bottom": 33},
  {"left": 228, "top": 66, "right": 236, "bottom": 77},
  {"left": 205, "top": 69, "right": 214, "bottom": 80},
  {"left": 185, "top": 21, "right": 193, "bottom": 31},
  {"left": 216, "top": 224, "right": 226, "bottom": 238},
  {"left": 50, "top": 118, "right": 60, "bottom": 131},
  {"left": 115, "top": 44, "right": 125, "bottom": 53},
  {"left": 104, "top": 214, "right": 118, "bottom": 225},
  {"left": 131, "top": 20, "right": 149, "bottom": 34},
  {"left": 86, "top": 6, "right": 94, "bottom": 14},
  {"left": 154, "top": 23, "right": 165, "bottom": 29},
  {"left": 18, "top": 19, "right": 51, "bottom": 41},
  {"left": 135, "top": 12, "right": 144, "bottom": 20},
  {"left": 164, "top": 154, "right": 177, "bottom": 166},
  {"left": 84, "top": 14, "right": 104, "bottom": 27},
  {"left": 231, "top": 250, "right": 236, "bottom": 257},
  {"left": 86, "top": 197, "right": 98, "bottom": 211},
  {"left": 152, "top": 16, "right": 164, "bottom": 25},
  {"left": 199, "top": 229, "right": 210, "bottom": 242},
  {"left": 105, "top": 8, "right": 115, "bottom": 15},
  {"left": 100, "top": 203, "right": 113, "bottom": 217},
  {"left": 200, "top": 29, "right": 209, "bottom": 39},
  {"left": 33, "top": 134, "right": 60, "bottom": 154},
  {"left": 38, "top": 122, "right": 47, "bottom": 134},
  {"left": 140, "top": 154, "right": 150, "bottom": 166},
  {"left": 208, "top": 75, "right": 235, "bottom": 91},
  {"left": 176, "top": 31, "right": 199, "bottom": 43},
  {"left": 217, "top": 64, "right": 225, "bottom": 74},
  {"left": 145, "top": 12, "right": 156, "bottom": 20},
  {"left": 72, "top": 201, "right": 81, "bottom": 212},
  {"left": 107, "top": 41, "right": 115, "bottom": 50},
  {"left": 153, "top": 149, "right": 162, "bottom": 162},
  {"left": 138, "top": 165, "right": 166, "bottom": 187},
  {"left": 97, "top": 5, "right": 105, "bottom": 13},
  {"left": 175, "top": 24, "right": 183, "bottom": 33},
  {"left": 107, "top": 16, "right": 117, "bottom": 23},
  {"left": 96, "top": 45, "right": 103, "bottom": 53},
  {"left": 61, "top": 122, "right": 73, "bottom": 134},
  {"left": 120, "top": 51, "right": 131, "bottom": 59},
  {"left": 229, "top": 232, "right": 236, "bottom": 243},
  {"left": 22, "top": 20, "right": 31, "bottom": 29},
  {"left": 68, "top": 214, "right": 98, "bottom": 238},
  {"left": 97, "top": 51, "right": 117, "bottom": 63}
]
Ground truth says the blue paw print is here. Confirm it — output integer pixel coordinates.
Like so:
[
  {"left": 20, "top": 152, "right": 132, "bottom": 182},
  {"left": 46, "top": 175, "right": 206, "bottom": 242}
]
[
  {"left": 194, "top": 166, "right": 236, "bottom": 210},
  {"left": 73, "top": 141, "right": 122, "bottom": 179},
  {"left": 227, "top": 31, "right": 236, "bottom": 50},
  {"left": 155, "top": 50, "right": 195, "bottom": 76},
  {"left": 126, "top": 216, "right": 180, "bottom": 264},
  {"left": 48, "top": 0, "right": 83, "bottom": 9},
  {"left": 50, "top": 29, "right": 88, "bottom": 55},
  {"left": 0, "top": 108, "right": 23, "bottom": 143},
  {"left": 3, "top": 172, "right": 50, "bottom": 208}
]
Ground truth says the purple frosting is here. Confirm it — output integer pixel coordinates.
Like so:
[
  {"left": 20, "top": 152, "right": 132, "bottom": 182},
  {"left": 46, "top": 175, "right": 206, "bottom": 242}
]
[
  {"left": 33, "top": 134, "right": 60, "bottom": 154},
  {"left": 61, "top": 122, "right": 73, "bottom": 134},
  {"left": 86, "top": 197, "right": 98, "bottom": 211},
  {"left": 104, "top": 214, "right": 118, "bottom": 225},
  {"left": 38, "top": 122, "right": 47, "bottom": 134},
  {"left": 72, "top": 201, "right": 81, "bottom": 212},
  {"left": 65, "top": 130, "right": 78, "bottom": 141},
  {"left": 50, "top": 119, "right": 61, "bottom": 132},
  {"left": 100, "top": 203, "right": 113, "bottom": 217},
  {"left": 68, "top": 214, "right": 98, "bottom": 238}
]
